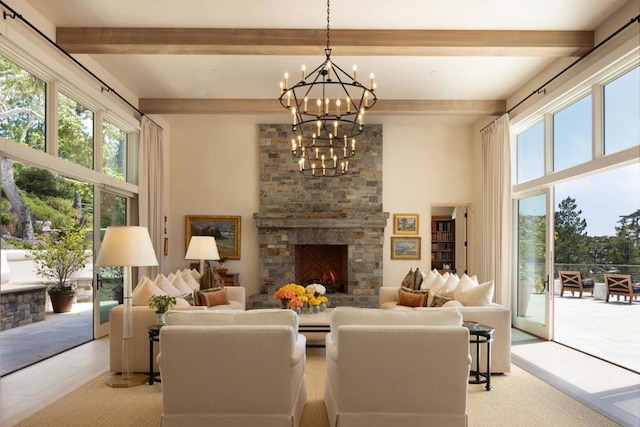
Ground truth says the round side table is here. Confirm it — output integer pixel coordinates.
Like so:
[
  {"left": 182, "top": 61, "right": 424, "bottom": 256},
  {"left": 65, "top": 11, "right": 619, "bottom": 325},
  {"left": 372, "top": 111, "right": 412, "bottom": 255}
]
[
  {"left": 463, "top": 321, "right": 494, "bottom": 391},
  {"left": 147, "top": 324, "right": 163, "bottom": 385}
]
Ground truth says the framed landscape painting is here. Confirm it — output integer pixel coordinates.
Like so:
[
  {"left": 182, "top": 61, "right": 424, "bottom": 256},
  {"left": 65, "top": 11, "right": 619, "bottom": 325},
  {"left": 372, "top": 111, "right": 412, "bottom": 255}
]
[
  {"left": 391, "top": 237, "right": 421, "bottom": 260},
  {"left": 393, "top": 213, "right": 419, "bottom": 235},
  {"left": 185, "top": 215, "right": 241, "bottom": 259}
]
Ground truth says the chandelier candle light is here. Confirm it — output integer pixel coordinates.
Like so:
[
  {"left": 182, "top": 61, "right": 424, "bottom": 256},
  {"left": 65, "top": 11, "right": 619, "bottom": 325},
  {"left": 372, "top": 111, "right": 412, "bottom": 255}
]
[{"left": 279, "top": 0, "right": 377, "bottom": 177}]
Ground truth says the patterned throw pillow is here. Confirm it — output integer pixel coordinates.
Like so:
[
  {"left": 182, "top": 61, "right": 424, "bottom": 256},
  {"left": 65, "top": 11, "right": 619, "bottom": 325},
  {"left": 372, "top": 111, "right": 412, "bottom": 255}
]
[
  {"left": 397, "top": 288, "right": 427, "bottom": 307},
  {"left": 414, "top": 268, "right": 423, "bottom": 290},
  {"left": 195, "top": 287, "right": 229, "bottom": 307},
  {"left": 200, "top": 267, "right": 224, "bottom": 290},
  {"left": 401, "top": 269, "right": 415, "bottom": 289},
  {"left": 429, "top": 291, "right": 453, "bottom": 307}
]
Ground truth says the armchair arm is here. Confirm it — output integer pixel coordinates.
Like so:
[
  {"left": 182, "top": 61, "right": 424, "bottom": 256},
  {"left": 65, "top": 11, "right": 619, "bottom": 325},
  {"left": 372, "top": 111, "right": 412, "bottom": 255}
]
[
  {"left": 378, "top": 286, "right": 399, "bottom": 306},
  {"left": 291, "top": 334, "right": 307, "bottom": 366},
  {"left": 224, "top": 286, "right": 246, "bottom": 309}
]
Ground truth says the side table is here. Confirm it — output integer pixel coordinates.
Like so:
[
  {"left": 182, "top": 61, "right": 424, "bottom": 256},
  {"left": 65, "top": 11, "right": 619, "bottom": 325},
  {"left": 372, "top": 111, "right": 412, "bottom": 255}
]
[
  {"left": 463, "top": 321, "right": 494, "bottom": 391},
  {"left": 147, "top": 324, "right": 163, "bottom": 385}
]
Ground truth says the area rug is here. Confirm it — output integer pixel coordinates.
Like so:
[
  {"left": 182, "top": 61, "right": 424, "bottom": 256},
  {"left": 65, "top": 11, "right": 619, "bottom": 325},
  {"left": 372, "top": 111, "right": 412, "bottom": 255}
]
[{"left": 16, "top": 348, "right": 617, "bottom": 426}]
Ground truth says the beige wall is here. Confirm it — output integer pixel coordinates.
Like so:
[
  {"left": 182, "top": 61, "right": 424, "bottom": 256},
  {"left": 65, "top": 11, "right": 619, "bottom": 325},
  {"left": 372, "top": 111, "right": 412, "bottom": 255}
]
[{"left": 164, "top": 116, "right": 480, "bottom": 297}]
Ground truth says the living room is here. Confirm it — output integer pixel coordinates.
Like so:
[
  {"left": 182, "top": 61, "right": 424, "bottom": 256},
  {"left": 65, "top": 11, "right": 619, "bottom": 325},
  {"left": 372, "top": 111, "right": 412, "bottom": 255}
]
[{"left": 0, "top": 0, "right": 639, "bottom": 425}]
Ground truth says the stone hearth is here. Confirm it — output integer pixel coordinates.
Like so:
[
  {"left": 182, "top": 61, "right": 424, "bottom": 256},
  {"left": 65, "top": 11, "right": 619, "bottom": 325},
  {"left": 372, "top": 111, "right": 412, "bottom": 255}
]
[{"left": 252, "top": 124, "right": 387, "bottom": 309}]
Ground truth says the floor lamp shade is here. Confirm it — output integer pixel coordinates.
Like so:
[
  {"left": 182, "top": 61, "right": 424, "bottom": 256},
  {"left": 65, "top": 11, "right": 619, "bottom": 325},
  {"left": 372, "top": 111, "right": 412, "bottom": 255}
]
[
  {"left": 185, "top": 236, "right": 220, "bottom": 273},
  {"left": 96, "top": 226, "right": 158, "bottom": 388}
]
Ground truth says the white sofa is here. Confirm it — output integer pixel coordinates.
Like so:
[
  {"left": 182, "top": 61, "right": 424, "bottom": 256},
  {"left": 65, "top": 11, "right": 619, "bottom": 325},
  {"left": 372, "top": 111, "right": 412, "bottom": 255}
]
[
  {"left": 323, "top": 307, "right": 470, "bottom": 427},
  {"left": 109, "top": 285, "right": 245, "bottom": 374},
  {"left": 158, "top": 309, "right": 307, "bottom": 427},
  {"left": 379, "top": 286, "right": 511, "bottom": 373}
]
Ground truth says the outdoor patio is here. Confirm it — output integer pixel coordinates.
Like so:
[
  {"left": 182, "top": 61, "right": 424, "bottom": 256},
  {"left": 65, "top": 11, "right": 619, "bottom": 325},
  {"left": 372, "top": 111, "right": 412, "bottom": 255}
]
[{"left": 526, "top": 292, "right": 640, "bottom": 373}]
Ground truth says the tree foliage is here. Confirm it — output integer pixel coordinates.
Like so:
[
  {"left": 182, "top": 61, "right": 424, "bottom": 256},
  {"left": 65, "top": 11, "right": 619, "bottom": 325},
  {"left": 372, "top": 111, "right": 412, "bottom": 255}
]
[{"left": 554, "top": 197, "right": 589, "bottom": 263}]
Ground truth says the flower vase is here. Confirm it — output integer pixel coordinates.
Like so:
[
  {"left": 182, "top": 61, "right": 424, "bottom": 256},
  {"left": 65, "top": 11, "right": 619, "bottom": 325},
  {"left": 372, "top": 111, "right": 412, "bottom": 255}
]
[
  {"left": 281, "top": 299, "right": 290, "bottom": 309},
  {"left": 320, "top": 302, "right": 327, "bottom": 311},
  {"left": 294, "top": 307, "right": 302, "bottom": 314},
  {"left": 156, "top": 312, "right": 166, "bottom": 325}
]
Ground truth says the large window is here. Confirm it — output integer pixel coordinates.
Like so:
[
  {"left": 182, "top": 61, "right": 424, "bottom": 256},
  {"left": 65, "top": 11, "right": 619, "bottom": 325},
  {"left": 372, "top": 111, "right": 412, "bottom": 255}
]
[
  {"left": 604, "top": 67, "right": 640, "bottom": 155},
  {"left": 0, "top": 55, "right": 46, "bottom": 151},
  {"left": 516, "top": 122, "right": 544, "bottom": 183},
  {"left": 553, "top": 95, "right": 592, "bottom": 172},
  {"left": 58, "top": 93, "right": 94, "bottom": 169},
  {"left": 103, "top": 121, "right": 127, "bottom": 180}
]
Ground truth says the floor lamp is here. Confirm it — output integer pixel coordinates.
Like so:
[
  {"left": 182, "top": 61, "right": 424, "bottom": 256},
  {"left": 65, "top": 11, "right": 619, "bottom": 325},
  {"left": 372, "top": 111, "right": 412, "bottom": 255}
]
[
  {"left": 185, "top": 236, "right": 220, "bottom": 273},
  {"left": 96, "top": 226, "right": 159, "bottom": 388}
]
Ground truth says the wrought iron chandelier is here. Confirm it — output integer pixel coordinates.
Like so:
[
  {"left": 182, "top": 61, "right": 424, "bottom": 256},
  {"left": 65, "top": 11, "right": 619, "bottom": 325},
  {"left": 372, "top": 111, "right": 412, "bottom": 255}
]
[{"left": 278, "top": 0, "right": 377, "bottom": 177}]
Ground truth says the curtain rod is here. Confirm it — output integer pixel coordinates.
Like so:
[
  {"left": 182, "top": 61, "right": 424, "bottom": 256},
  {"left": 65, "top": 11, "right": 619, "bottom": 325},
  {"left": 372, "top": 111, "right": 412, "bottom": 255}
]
[
  {"left": 480, "top": 14, "right": 640, "bottom": 134},
  {"left": 0, "top": 0, "right": 163, "bottom": 130}
]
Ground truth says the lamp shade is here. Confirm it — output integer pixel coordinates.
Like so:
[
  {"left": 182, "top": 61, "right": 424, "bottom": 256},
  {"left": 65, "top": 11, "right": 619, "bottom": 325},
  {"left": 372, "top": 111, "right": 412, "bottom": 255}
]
[
  {"left": 185, "top": 236, "right": 220, "bottom": 261},
  {"left": 96, "top": 226, "right": 159, "bottom": 267}
]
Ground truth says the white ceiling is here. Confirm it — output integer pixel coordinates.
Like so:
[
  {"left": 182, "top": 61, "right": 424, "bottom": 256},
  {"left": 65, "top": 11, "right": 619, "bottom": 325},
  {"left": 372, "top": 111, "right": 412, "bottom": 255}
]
[{"left": 20, "top": 0, "right": 632, "bottom": 125}]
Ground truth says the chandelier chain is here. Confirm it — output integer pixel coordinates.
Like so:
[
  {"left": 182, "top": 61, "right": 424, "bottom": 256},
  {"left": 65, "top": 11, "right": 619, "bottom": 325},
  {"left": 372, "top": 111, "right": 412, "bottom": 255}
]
[{"left": 326, "top": 0, "right": 331, "bottom": 51}]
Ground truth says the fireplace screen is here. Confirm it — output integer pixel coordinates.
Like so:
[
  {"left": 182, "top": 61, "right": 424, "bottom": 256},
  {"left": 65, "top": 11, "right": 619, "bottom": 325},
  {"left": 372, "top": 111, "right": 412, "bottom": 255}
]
[{"left": 295, "top": 245, "right": 348, "bottom": 293}]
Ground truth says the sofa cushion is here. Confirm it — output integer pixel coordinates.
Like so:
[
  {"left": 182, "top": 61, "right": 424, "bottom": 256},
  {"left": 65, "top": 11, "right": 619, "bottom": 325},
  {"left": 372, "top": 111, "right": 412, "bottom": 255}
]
[
  {"left": 330, "top": 307, "right": 462, "bottom": 344},
  {"left": 453, "top": 274, "right": 478, "bottom": 301},
  {"left": 456, "top": 280, "right": 495, "bottom": 306},
  {"left": 397, "top": 288, "right": 427, "bottom": 307},
  {"left": 413, "top": 268, "right": 424, "bottom": 290},
  {"left": 132, "top": 277, "right": 166, "bottom": 306},
  {"left": 439, "top": 273, "right": 460, "bottom": 298},
  {"left": 165, "top": 308, "right": 299, "bottom": 341}
]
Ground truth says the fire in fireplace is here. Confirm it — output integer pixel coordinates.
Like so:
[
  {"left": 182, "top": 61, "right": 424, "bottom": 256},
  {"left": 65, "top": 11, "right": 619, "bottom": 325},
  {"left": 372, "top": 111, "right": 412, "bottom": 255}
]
[{"left": 295, "top": 244, "right": 348, "bottom": 293}]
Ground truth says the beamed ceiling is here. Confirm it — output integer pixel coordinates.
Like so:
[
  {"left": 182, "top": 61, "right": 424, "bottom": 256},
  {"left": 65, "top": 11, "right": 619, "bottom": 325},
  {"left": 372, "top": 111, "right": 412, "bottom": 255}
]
[{"left": 18, "top": 0, "right": 633, "bottom": 124}]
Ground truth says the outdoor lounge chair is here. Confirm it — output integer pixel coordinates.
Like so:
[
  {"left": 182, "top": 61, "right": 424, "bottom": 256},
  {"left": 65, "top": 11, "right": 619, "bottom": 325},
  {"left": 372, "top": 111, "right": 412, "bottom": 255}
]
[
  {"left": 558, "top": 271, "right": 595, "bottom": 298},
  {"left": 604, "top": 274, "right": 640, "bottom": 304}
]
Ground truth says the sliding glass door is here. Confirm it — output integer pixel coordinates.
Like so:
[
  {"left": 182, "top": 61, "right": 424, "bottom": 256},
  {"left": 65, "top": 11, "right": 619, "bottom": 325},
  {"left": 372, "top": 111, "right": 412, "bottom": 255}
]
[
  {"left": 94, "top": 191, "right": 127, "bottom": 338},
  {"left": 512, "top": 191, "right": 553, "bottom": 339}
]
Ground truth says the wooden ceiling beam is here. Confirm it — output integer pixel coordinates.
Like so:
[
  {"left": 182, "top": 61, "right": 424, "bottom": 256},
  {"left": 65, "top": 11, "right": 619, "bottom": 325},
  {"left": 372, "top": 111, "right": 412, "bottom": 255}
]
[
  {"left": 138, "top": 98, "right": 506, "bottom": 116},
  {"left": 57, "top": 28, "right": 593, "bottom": 57}
]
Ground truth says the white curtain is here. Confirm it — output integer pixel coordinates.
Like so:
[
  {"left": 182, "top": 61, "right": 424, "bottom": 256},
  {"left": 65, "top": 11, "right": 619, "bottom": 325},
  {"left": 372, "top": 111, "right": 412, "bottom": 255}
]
[
  {"left": 481, "top": 114, "right": 511, "bottom": 306},
  {"left": 138, "top": 116, "right": 164, "bottom": 277}
]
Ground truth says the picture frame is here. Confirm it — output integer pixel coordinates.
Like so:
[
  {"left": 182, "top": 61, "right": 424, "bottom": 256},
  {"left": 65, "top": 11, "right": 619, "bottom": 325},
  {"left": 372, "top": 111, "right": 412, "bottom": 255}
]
[
  {"left": 185, "top": 215, "right": 241, "bottom": 259},
  {"left": 393, "top": 213, "right": 419, "bottom": 235},
  {"left": 390, "top": 237, "right": 421, "bottom": 260}
]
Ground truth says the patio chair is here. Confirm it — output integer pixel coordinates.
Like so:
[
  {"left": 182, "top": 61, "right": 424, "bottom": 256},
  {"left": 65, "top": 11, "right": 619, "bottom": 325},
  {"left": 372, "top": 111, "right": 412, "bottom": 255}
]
[
  {"left": 604, "top": 274, "right": 640, "bottom": 304},
  {"left": 558, "top": 271, "right": 595, "bottom": 298}
]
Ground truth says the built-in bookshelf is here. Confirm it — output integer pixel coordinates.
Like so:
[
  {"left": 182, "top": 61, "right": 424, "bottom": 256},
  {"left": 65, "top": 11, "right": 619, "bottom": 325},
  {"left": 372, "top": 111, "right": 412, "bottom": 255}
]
[{"left": 431, "top": 216, "right": 455, "bottom": 273}]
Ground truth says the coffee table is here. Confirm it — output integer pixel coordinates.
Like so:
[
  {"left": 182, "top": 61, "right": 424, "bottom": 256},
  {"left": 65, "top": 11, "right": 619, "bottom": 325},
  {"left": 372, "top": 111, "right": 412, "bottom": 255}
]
[{"left": 298, "top": 308, "right": 333, "bottom": 346}]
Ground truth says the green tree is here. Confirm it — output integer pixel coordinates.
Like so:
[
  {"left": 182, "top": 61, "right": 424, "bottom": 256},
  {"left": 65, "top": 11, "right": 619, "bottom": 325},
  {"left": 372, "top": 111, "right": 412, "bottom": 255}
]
[
  {"left": 554, "top": 197, "right": 589, "bottom": 264},
  {"left": 611, "top": 210, "right": 640, "bottom": 266}
]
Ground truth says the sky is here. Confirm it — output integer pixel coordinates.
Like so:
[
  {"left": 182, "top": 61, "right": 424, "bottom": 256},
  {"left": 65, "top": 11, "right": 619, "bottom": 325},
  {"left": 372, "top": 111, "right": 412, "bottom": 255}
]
[{"left": 555, "top": 163, "right": 639, "bottom": 237}]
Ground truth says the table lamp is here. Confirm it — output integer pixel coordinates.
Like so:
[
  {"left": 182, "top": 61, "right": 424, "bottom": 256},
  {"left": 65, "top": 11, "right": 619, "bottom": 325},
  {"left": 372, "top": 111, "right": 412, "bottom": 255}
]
[
  {"left": 96, "top": 226, "right": 158, "bottom": 388},
  {"left": 185, "top": 236, "right": 220, "bottom": 273}
]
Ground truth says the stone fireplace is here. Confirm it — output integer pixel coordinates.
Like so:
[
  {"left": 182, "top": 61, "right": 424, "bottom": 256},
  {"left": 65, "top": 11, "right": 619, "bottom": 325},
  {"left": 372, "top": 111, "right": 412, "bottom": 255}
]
[
  {"left": 249, "top": 124, "right": 388, "bottom": 309},
  {"left": 295, "top": 244, "right": 348, "bottom": 292}
]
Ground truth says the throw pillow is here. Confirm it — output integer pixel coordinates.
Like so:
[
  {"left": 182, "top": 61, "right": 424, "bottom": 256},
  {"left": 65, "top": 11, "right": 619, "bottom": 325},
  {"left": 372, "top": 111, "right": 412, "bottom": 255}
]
[
  {"left": 439, "top": 273, "right": 460, "bottom": 298},
  {"left": 420, "top": 269, "right": 437, "bottom": 290},
  {"left": 132, "top": 277, "right": 167, "bottom": 306},
  {"left": 401, "top": 268, "right": 415, "bottom": 289},
  {"left": 453, "top": 274, "right": 478, "bottom": 301},
  {"left": 456, "top": 280, "right": 495, "bottom": 306},
  {"left": 171, "top": 273, "right": 193, "bottom": 295},
  {"left": 180, "top": 269, "right": 201, "bottom": 291},
  {"left": 154, "top": 274, "right": 182, "bottom": 297},
  {"left": 397, "top": 288, "right": 427, "bottom": 307},
  {"left": 429, "top": 291, "right": 453, "bottom": 307},
  {"left": 200, "top": 267, "right": 224, "bottom": 290},
  {"left": 196, "top": 287, "right": 229, "bottom": 307},
  {"left": 189, "top": 268, "right": 202, "bottom": 282},
  {"left": 414, "top": 268, "right": 423, "bottom": 290}
]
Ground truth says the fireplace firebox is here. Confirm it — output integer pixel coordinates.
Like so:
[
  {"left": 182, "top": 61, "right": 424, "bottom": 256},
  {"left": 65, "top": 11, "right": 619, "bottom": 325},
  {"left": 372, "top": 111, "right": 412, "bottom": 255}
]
[{"left": 295, "top": 245, "right": 348, "bottom": 293}]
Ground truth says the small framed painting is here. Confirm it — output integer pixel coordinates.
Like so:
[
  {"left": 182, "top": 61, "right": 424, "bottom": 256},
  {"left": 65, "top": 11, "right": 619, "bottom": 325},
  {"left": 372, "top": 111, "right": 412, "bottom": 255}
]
[
  {"left": 393, "top": 213, "right": 419, "bottom": 235},
  {"left": 185, "top": 215, "right": 241, "bottom": 259},
  {"left": 391, "top": 237, "right": 421, "bottom": 260}
]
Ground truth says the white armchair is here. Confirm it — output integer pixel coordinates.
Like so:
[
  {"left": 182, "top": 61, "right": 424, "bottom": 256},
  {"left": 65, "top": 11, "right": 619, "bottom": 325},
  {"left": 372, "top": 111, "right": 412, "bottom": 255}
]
[
  {"left": 158, "top": 309, "right": 307, "bottom": 427},
  {"left": 323, "top": 307, "right": 470, "bottom": 427}
]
